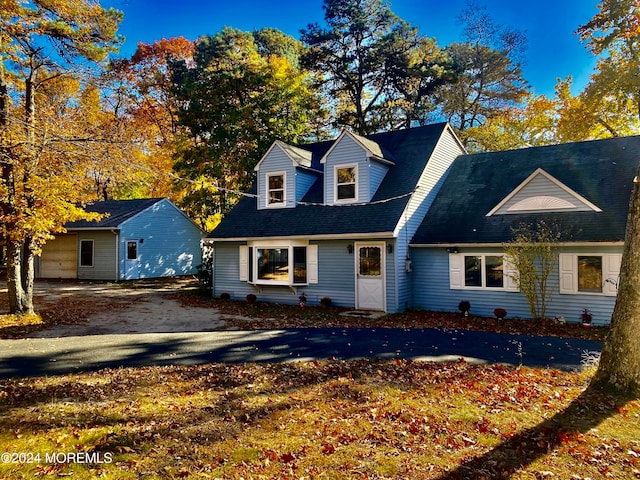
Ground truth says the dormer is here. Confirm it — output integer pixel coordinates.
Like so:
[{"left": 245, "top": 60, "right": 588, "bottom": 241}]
[
  {"left": 486, "top": 168, "right": 602, "bottom": 216},
  {"left": 320, "top": 130, "right": 394, "bottom": 205},
  {"left": 254, "top": 140, "right": 320, "bottom": 210}
]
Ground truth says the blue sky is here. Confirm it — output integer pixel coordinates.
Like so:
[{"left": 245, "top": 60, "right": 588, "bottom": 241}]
[{"left": 106, "top": 0, "right": 600, "bottom": 97}]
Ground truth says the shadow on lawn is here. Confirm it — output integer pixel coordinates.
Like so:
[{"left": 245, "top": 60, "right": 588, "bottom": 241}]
[{"left": 437, "top": 384, "right": 635, "bottom": 479}]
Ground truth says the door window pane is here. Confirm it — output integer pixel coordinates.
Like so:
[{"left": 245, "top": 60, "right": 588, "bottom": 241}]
[
  {"left": 127, "top": 241, "right": 137, "bottom": 260},
  {"left": 359, "top": 247, "right": 381, "bottom": 276},
  {"left": 578, "top": 256, "right": 603, "bottom": 293}
]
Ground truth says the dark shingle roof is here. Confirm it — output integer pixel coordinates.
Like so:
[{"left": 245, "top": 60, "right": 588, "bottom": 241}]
[
  {"left": 66, "top": 198, "right": 164, "bottom": 229},
  {"left": 412, "top": 135, "right": 640, "bottom": 245},
  {"left": 209, "top": 123, "right": 449, "bottom": 239}
]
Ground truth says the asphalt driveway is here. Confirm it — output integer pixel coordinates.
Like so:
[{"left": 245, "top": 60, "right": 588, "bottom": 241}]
[
  {"left": 0, "top": 280, "right": 603, "bottom": 379},
  {"left": 0, "top": 327, "right": 602, "bottom": 379}
]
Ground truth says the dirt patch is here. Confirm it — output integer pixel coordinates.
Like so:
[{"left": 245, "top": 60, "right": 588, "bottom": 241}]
[{"left": 0, "top": 278, "right": 238, "bottom": 338}]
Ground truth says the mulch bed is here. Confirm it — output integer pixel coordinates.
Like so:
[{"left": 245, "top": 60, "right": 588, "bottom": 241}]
[
  {"left": 172, "top": 289, "right": 609, "bottom": 341},
  {"left": 0, "top": 280, "right": 608, "bottom": 341}
]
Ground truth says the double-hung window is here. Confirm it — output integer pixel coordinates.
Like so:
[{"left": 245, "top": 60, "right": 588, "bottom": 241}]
[
  {"left": 240, "top": 242, "right": 318, "bottom": 286},
  {"left": 335, "top": 165, "right": 357, "bottom": 202},
  {"left": 449, "top": 253, "right": 518, "bottom": 291},
  {"left": 559, "top": 253, "right": 621, "bottom": 296},
  {"left": 267, "top": 172, "right": 285, "bottom": 206},
  {"left": 463, "top": 255, "right": 504, "bottom": 288}
]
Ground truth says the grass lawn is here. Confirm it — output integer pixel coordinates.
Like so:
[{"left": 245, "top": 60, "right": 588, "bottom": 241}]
[
  {"left": 0, "top": 281, "right": 634, "bottom": 478},
  {"left": 0, "top": 360, "right": 638, "bottom": 479}
]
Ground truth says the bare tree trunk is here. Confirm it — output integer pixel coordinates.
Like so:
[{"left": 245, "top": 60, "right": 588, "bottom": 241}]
[
  {"left": 0, "top": 66, "right": 37, "bottom": 315},
  {"left": 10, "top": 76, "right": 38, "bottom": 315},
  {"left": 592, "top": 171, "right": 640, "bottom": 396},
  {"left": 6, "top": 239, "right": 29, "bottom": 313},
  {"left": 20, "top": 236, "right": 35, "bottom": 314},
  {"left": 1, "top": 162, "right": 30, "bottom": 314}
]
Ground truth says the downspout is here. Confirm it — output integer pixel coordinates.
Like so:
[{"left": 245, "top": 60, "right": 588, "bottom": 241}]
[
  {"left": 210, "top": 242, "right": 216, "bottom": 297},
  {"left": 114, "top": 230, "right": 120, "bottom": 281}
]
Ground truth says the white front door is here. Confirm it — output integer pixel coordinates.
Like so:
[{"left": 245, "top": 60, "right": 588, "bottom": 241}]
[
  {"left": 356, "top": 242, "right": 386, "bottom": 311},
  {"left": 125, "top": 239, "right": 140, "bottom": 280}
]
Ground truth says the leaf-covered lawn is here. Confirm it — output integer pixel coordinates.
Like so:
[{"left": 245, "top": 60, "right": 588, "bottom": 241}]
[{"left": 0, "top": 360, "right": 638, "bottom": 479}]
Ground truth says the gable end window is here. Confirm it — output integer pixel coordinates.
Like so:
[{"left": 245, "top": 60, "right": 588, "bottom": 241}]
[
  {"left": 79, "top": 240, "right": 94, "bottom": 267},
  {"left": 335, "top": 165, "right": 357, "bottom": 202},
  {"left": 449, "top": 253, "right": 518, "bottom": 291},
  {"left": 239, "top": 243, "right": 318, "bottom": 286},
  {"left": 267, "top": 172, "right": 285, "bottom": 206}
]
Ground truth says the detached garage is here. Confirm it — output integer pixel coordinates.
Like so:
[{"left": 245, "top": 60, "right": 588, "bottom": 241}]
[
  {"left": 39, "top": 234, "right": 78, "bottom": 278},
  {"left": 37, "top": 198, "right": 205, "bottom": 281}
]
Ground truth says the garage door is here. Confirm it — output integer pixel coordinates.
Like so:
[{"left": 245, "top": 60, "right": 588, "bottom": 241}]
[{"left": 39, "top": 234, "right": 77, "bottom": 278}]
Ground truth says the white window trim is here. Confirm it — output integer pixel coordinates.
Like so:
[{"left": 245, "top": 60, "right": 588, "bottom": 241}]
[
  {"left": 240, "top": 240, "right": 318, "bottom": 286},
  {"left": 79, "top": 239, "right": 94, "bottom": 268},
  {"left": 266, "top": 171, "right": 286, "bottom": 208},
  {"left": 334, "top": 163, "right": 358, "bottom": 203},
  {"left": 559, "top": 253, "right": 621, "bottom": 297},
  {"left": 449, "top": 253, "right": 518, "bottom": 291}
]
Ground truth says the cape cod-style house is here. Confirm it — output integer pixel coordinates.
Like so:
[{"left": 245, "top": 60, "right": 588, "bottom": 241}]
[
  {"left": 206, "top": 123, "right": 465, "bottom": 312},
  {"left": 206, "top": 123, "right": 640, "bottom": 325}
]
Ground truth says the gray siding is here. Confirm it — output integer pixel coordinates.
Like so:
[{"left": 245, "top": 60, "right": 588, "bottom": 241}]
[
  {"left": 119, "top": 199, "right": 204, "bottom": 279},
  {"left": 296, "top": 169, "right": 318, "bottom": 203},
  {"left": 383, "top": 240, "right": 398, "bottom": 312},
  {"left": 323, "top": 135, "right": 370, "bottom": 204},
  {"left": 256, "top": 148, "right": 295, "bottom": 209},
  {"left": 212, "top": 242, "right": 251, "bottom": 300},
  {"left": 411, "top": 246, "right": 619, "bottom": 325},
  {"left": 494, "top": 172, "right": 596, "bottom": 214},
  {"left": 77, "top": 231, "right": 118, "bottom": 281},
  {"left": 215, "top": 239, "right": 404, "bottom": 309},
  {"left": 369, "top": 160, "right": 390, "bottom": 198},
  {"left": 213, "top": 240, "right": 357, "bottom": 307},
  {"left": 395, "top": 128, "right": 465, "bottom": 311}
]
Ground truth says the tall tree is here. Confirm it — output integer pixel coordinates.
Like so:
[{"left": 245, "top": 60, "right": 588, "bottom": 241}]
[
  {"left": 382, "top": 34, "right": 457, "bottom": 130},
  {"left": 106, "top": 37, "right": 195, "bottom": 200},
  {"left": 436, "top": 2, "right": 529, "bottom": 137},
  {"left": 0, "top": 0, "right": 122, "bottom": 314},
  {"left": 301, "top": 0, "right": 423, "bottom": 134},
  {"left": 592, "top": 169, "right": 640, "bottom": 396},
  {"left": 462, "top": 92, "right": 558, "bottom": 152},
  {"left": 578, "top": 0, "right": 640, "bottom": 124},
  {"left": 170, "top": 28, "right": 319, "bottom": 228},
  {"left": 579, "top": 0, "right": 640, "bottom": 396}
]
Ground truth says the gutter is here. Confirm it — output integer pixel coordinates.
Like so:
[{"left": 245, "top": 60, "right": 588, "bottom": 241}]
[
  {"left": 205, "top": 231, "right": 396, "bottom": 244},
  {"left": 409, "top": 241, "right": 625, "bottom": 248}
]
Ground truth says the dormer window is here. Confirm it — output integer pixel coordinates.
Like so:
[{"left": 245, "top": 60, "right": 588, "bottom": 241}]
[
  {"left": 267, "top": 172, "right": 285, "bottom": 206},
  {"left": 336, "top": 165, "right": 357, "bottom": 202}
]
